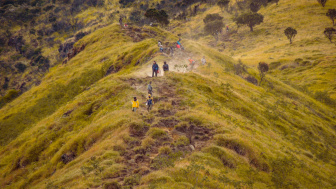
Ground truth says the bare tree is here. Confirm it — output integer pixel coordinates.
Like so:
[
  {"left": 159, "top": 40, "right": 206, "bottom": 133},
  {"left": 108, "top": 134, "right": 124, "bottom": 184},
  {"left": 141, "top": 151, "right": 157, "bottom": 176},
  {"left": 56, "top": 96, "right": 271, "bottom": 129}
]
[{"left": 284, "top": 27, "right": 297, "bottom": 44}]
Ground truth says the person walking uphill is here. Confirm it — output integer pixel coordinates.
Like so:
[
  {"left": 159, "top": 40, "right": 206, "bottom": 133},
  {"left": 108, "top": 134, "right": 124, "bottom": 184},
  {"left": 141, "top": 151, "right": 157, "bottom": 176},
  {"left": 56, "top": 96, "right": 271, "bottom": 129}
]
[
  {"left": 146, "top": 94, "right": 154, "bottom": 111},
  {"left": 148, "top": 82, "right": 153, "bottom": 95},
  {"left": 132, "top": 97, "right": 139, "bottom": 112},
  {"left": 163, "top": 61, "right": 169, "bottom": 71},
  {"left": 152, "top": 61, "right": 159, "bottom": 77}
]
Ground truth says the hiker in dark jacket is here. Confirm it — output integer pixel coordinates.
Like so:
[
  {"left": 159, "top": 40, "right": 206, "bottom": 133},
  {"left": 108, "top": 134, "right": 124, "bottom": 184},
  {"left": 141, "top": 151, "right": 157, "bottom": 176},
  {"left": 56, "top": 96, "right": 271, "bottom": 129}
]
[
  {"left": 152, "top": 61, "right": 159, "bottom": 77},
  {"left": 163, "top": 61, "right": 169, "bottom": 71}
]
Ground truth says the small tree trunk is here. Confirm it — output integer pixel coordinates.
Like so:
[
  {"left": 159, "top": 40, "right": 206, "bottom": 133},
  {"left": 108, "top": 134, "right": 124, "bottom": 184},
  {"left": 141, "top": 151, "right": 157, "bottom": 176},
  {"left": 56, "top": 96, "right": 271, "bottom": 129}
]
[
  {"left": 290, "top": 38, "right": 292, "bottom": 44},
  {"left": 250, "top": 26, "right": 253, "bottom": 32}
]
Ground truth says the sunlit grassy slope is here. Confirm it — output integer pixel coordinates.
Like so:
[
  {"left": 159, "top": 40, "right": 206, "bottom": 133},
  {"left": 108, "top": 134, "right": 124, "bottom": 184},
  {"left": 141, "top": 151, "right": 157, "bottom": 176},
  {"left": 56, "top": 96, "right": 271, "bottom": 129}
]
[
  {"left": 173, "top": 0, "right": 336, "bottom": 99},
  {"left": 0, "top": 22, "right": 335, "bottom": 189}
]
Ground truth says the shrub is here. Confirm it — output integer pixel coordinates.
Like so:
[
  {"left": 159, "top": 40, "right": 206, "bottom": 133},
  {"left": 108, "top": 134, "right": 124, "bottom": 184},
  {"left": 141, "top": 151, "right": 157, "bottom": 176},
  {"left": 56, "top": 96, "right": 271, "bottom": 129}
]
[
  {"left": 123, "top": 175, "right": 140, "bottom": 186},
  {"left": 323, "top": 27, "right": 336, "bottom": 43},
  {"left": 326, "top": 9, "right": 336, "bottom": 26},
  {"left": 103, "top": 181, "right": 121, "bottom": 189},
  {"left": 142, "top": 137, "right": 155, "bottom": 149},
  {"left": 284, "top": 27, "right": 297, "bottom": 44},
  {"left": 317, "top": 0, "right": 327, "bottom": 7},
  {"left": 15, "top": 62, "right": 27, "bottom": 73},
  {"left": 129, "top": 122, "right": 149, "bottom": 136},
  {"left": 203, "top": 13, "right": 223, "bottom": 23},
  {"left": 217, "top": 0, "right": 230, "bottom": 11},
  {"left": 234, "top": 60, "right": 247, "bottom": 75},
  {"left": 175, "top": 135, "right": 190, "bottom": 147},
  {"left": 2, "top": 89, "right": 20, "bottom": 103},
  {"left": 75, "top": 31, "right": 87, "bottom": 41},
  {"left": 258, "top": 62, "right": 269, "bottom": 85},
  {"left": 148, "top": 128, "right": 167, "bottom": 139},
  {"left": 159, "top": 146, "right": 172, "bottom": 155},
  {"left": 245, "top": 75, "right": 258, "bottom": 85},
  {"left": 204, "top": 20, "right": 225, "bottom": 41}
]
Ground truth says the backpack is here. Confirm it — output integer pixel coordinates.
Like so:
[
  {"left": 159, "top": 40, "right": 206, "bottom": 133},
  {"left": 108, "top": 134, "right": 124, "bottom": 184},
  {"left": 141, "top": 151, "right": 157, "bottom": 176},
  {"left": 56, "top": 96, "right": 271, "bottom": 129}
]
[{"left": 147, "top": 98, "right": 152, "bottom": 105}]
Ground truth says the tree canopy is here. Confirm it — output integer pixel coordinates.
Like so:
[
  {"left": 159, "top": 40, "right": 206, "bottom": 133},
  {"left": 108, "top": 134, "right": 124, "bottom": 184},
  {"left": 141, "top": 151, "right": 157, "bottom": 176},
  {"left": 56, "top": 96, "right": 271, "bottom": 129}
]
[
  {"left": 217, "top": 0, "right": 230, "bottom": 11},
  {"left": 326, "top": 9, "right": 336, "bottom": 26},
  {"left": 324, "top": 27, "right": 336, "bottom": 43},
  {"left": 203, "top": 13, "right": 223, "bottom": 23},
  {"left": 284, "top": 27, "right": 297, "bottom": 44},
  {"left": 144, "top": 9, "right": 169, "bottom": 26},
  {"left": 203, "top": 14, "right": 224, "bottom": 41},
  {"left": 234, "top": 12, "right": 264, "bottom": 32},
  {"left": 317, "top": 0, "right": 327, "bottom": 7}
]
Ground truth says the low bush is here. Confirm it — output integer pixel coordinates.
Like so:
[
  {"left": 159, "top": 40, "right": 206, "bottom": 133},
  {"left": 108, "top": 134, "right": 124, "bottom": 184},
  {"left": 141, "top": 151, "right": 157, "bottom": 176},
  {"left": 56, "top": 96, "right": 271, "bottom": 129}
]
[
  {"left": 14, "top": 62, "right": 27, "bottom": 73},
  {"left": 148, "top": 128, "right": 167, "bottom": 139},
  {"left": 103, "top": 181, "right": 121, "bottom": 189},
  {"left": 175, "top": 135, "right": 189, "bottom": 147},
  {"left": 129, "top": 122, "right": 149, "bottom": 136},
  {"left": 142, "top": 137, "right": 155, "bottom": 150},
  {"left": 159, "top": 146, "right": 172, "bottom": 155},
  {"left": 245, "top": 75, "right": 258, "bottom": 85}
]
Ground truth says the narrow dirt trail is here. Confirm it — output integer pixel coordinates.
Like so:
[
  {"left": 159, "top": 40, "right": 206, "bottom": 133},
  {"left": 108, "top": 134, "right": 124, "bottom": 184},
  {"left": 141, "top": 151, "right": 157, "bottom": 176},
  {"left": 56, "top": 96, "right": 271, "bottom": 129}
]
[
  {"left": 135, "top": 48, "right": 201, "bottom": 78},
  {"left": 106, "top": 77, "right": 213, "bottom": 188}
]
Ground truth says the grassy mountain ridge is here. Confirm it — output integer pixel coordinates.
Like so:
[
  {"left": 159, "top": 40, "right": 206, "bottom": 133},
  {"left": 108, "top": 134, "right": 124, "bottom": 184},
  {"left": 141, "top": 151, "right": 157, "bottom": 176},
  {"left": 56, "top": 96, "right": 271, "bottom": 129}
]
[{"left": 0, "top": 23, "right": 335, "bottom": 188}]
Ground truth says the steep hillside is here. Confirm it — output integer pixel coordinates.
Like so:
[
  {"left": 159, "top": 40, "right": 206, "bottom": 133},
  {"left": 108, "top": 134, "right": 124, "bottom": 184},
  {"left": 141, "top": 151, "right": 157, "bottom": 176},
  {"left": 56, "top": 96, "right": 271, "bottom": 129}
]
[
  {"left": 0, "top": 23, "right": 335, "bottom": 189},
  {"left": 172, "top": 0, "right": 336, "bottom": 102}
]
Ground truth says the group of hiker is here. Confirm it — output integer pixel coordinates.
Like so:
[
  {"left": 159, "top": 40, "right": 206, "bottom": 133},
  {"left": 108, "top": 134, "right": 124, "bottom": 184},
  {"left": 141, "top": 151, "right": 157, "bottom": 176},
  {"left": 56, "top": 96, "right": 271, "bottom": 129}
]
[
  {"left": 152, "top": 61, "right": 169, "bottom": 77},
  {"left": 131, "top": 81, "right": 154, "bottom": 112},
  {"left": 158, "top": 39, "right": 184, "bottom": 56}
]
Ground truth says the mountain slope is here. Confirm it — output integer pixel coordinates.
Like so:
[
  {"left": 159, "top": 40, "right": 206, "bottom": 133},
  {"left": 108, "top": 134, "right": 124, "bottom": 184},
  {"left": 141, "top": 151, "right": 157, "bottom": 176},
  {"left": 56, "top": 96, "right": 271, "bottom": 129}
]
[{"left": 0, "top": 23, "right": 335, "bottom": 188}]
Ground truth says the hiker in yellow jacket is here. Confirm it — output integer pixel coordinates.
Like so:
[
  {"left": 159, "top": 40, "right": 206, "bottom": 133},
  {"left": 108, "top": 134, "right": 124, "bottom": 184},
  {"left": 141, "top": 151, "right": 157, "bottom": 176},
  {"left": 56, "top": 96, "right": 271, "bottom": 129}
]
[{"left": 132, "top": 97, "right": 139, "bottom": 112}]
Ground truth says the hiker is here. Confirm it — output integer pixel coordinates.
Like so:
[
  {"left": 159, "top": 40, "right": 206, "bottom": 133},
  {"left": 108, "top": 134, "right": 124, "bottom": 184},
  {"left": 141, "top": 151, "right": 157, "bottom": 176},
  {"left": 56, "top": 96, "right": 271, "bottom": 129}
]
[
  {"left": 176, "top": 43, "right": 181, "bottom": 49},
  {"left": 152, "top": 61, "right": 159, "bottom": 77},
  {"left": 160, "top": 46, "right": 164, "bottom": 52},
  {"left": 132, "top": 97, "right": 139, "bottom": 112},
  {"left": 188, "top": 58, "right": 195, "bottom": 70},
  {"left": 148, "top": 82, "right": 153, "bottom": 95},
  {"left": 158, "top": 41, "right": 162, "bottom": 47},
  {"left": 177, "top": 40, "right": 181, "bottom": 45},
  {"left": 163, "top": 61, "right": 169, "bottom": 71},
  {"left": 146, "top": 94, "right": 154, "bottom": 111},
  {"left": 201, "top": 56, "right": 206, "bottom": 65}
]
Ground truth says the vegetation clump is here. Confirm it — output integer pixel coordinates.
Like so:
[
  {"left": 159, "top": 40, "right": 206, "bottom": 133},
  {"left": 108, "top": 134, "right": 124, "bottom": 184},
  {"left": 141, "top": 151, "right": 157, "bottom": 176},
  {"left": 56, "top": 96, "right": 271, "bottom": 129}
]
[
  {"left": 203, "top": 14, "right": 225, "bottom": 41},
  {"left": 326, "top": 9, "right": 336, "bottom": 26},
  {"left": 284, "top": 27, "right": 297, "bottom": 44},
  {"left": 258, "top": 62, "right": 269, "bottom": 85},
  {"left": 317, "top": 0, "right": 327, "bottom": 7},
  {"left": 234, "top": 12, "right": 264, "bottom": 32},
  {"left": 324, "top": 27, "right": 336, "bottom": 43},
  {"left": 148, "top": 128, "right": 168, "bottom": 139}
]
